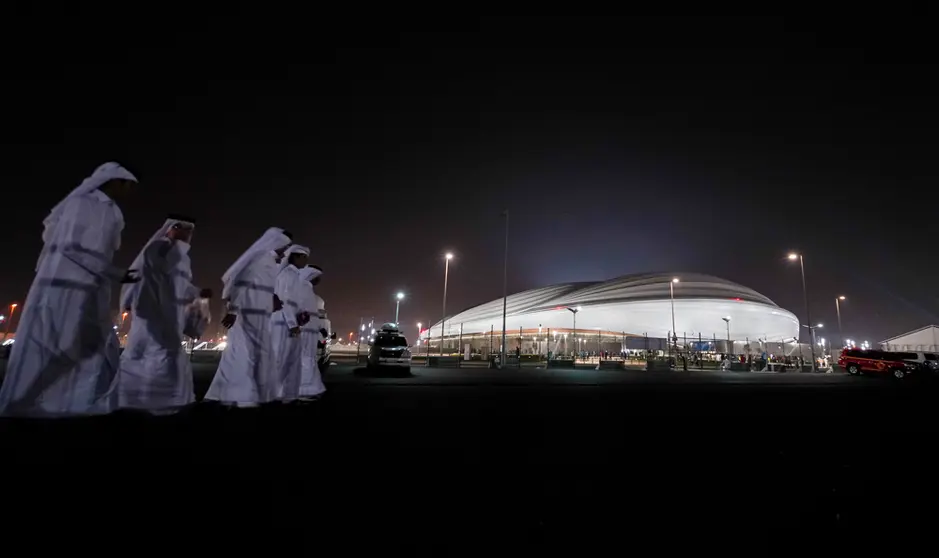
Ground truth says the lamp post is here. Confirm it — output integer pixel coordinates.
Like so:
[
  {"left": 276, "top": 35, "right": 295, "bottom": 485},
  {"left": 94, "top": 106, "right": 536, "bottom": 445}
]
[
  {"left": 669, "top": 278, "right": 679, "bottom": 355},
  {"left": 500, "top": 210, "right": 509, "bottom": 368},
  {"left": 3, "top": 303, "right": 17, "bottom": 341},
  {"left": 440, "top": 252, "right": 453, "bottom": 356},
  {"left": 722, "top": 316, "right": 731, "bottom": 353},
  {"left": 802, "top": 322, "right": 823, "bottom": 368},
  {"left": 394, "top": 292, "right": 404, "bottom": 325},
  {"left": 835, "top": 296, "right": 846, "bottom": 350},
  {"left": 788, "top": 252, "right": 817, "bottom": 372},
  {"left": 418, "top": 321, "right": 427, "bottom": 364},
  {"left": 566, "top": 306, "right": 581, "bottom": 360}
]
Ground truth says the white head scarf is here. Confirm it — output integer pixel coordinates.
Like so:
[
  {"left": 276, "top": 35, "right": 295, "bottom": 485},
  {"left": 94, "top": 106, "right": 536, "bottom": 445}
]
[
  {"left": 298, "top": 266, "right": 322, "bottom": 283},
  {"left": 278, "top": 245, "right": 310, "bottom": 271},
  {"left": 37, "top": 162, "right": 137, "bottom": 271},
  {"left": 119, "top": 218, "right": 195, "bottom": 310},
  {"left": 221, "top": 227, "right": 291, "bottom": 300}
]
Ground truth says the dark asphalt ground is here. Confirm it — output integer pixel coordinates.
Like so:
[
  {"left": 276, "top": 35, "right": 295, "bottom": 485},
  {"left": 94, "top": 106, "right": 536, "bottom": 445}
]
[{"left": 2, "top": 363, "right": 937, "bottom": 553}]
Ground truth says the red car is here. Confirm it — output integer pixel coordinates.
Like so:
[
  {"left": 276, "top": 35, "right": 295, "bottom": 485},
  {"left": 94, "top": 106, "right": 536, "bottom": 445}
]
[{"left": 838, "top": 348, "right": 918, "bottom": 379}]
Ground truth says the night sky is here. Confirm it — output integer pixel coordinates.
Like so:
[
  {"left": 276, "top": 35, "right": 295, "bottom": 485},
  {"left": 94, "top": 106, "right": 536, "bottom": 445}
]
[{"left": 1, "top": 14, "right": 936, "bottom": 345}]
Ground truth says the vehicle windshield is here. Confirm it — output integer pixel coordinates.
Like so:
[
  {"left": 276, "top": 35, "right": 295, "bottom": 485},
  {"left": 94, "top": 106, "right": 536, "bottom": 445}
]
[{"left": 375, "top": 335, "right": 407, "bottom": 348}]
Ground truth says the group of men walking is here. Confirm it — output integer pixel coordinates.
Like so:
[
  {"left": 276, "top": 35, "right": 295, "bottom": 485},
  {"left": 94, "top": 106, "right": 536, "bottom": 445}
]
[{"left": 0, "top": 162, "right": 328, "bottom": 418}]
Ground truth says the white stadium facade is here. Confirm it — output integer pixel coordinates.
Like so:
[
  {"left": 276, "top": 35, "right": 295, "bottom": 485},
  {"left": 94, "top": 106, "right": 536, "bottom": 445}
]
[{"left": 421, "top": 273, "right": 800, "bottom": 353}]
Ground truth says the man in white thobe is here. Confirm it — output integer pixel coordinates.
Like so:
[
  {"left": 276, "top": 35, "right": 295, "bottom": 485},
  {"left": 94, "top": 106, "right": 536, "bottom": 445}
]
[
  {"left": 271, "top": 245, "right": 309, "bottom": 402},
  {"left": 118, "top": 217, "right": 203, "bottom": 413},
  {"left": 0, "top": 162, "right": 139, "bottom": 417},
  {"left": 204, "top": 228, "right": 292, "bottom": 407},
  {"left": 298, "top": 266, "right": 327, "bottom": 399}
]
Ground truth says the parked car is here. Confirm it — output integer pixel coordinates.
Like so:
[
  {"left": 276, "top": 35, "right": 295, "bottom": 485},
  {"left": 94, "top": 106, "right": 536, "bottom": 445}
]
[
  {"left": 900, "top": 352, "right": 939, "bottom": 374},
  {"left": 838, "top": 348, "right": 918, "bottom": 379},
  {"left": 367, "top": 324, "right": 411, "bottom": 374}
]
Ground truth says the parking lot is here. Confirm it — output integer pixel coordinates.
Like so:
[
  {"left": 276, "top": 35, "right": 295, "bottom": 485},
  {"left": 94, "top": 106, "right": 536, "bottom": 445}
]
[{"left": 2, "top": 360, "right": 936, "bottom": 552}]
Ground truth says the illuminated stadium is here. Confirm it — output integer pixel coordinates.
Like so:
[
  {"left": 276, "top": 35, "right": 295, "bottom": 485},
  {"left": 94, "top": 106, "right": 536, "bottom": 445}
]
[{"left": 421, "top": 273, "right": 800, "bottom": 353}]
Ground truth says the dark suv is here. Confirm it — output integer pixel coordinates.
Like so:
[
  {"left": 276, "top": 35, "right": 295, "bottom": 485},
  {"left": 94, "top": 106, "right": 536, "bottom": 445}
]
[{"left": 838, "top": 348, "right": 918, "bottom": 379}]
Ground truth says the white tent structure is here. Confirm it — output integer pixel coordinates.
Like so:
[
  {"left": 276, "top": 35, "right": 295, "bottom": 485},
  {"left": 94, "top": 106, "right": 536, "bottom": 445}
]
[{"left": 881, "top": 325, "right": 939, "bottom": 353}]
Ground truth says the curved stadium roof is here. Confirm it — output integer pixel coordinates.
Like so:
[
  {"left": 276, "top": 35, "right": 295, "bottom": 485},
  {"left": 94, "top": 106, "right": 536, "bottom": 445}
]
[{"left": 425, "top": 273, "right": 799, "bottom": 342}]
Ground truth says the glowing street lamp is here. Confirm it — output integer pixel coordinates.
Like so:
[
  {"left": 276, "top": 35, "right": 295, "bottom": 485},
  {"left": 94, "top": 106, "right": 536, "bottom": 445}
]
[
  {"left": 835, "top": 296, "right": 846, "bottom": 349},
  {"left": 787, "top": 252, "right": 817, "bottom": 371},
  {"left": 440, "top": 252, "right": 454, "bottom": 356},
  {"left": 394, "top": 291, "right": 405, "bottom": 324}
]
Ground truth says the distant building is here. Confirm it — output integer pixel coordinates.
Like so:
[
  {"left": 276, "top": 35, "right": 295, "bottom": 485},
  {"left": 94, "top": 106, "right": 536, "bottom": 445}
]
[
  {"left": 423, "top": 273, "right": 800, "bottom": 355},
  {"left": 881, "top": 325, "right": 939, "bottom": 353}
]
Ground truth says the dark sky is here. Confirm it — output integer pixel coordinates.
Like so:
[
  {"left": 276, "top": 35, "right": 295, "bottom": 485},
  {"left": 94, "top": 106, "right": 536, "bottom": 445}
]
[{"left": 1, "top": 14, "right": 937, "bottom": 344}]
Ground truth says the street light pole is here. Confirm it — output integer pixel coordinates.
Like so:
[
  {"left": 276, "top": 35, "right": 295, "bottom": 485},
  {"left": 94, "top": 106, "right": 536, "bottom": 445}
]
[
  {"left": 394, "top": 292, "right": 404, "bottom": 325},
  {"left": 835, "top": 296, "right": 846, "bottom": 351},
  {"left": 500, "top": 210, "right": 508, "bottom": 368},
  {"left": 788, "top": 253, "right": 817, "bottom": 372},
  {"left": 441, "top": 253, "right": 452, "bottom": 356},
  {"left": 722, "top": 316, "right": 731, "bottom": 354},
  {"left": 566, "top": 306, "right": 581, "bottom": 360},
  {"left": 670, "top": 278, "right": 679, "bottom": 356}
]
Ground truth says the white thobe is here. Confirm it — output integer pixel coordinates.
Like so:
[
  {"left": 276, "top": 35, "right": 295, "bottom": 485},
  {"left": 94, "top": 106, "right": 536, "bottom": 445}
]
[
  {"left": 0, "top": 191, "right": 124, "bottom": 417},
  {"left": 299, "top": 290, "right": 327, "bottom": 398},
  {"left": 271, "top": 264, "right": 303, "bottom": 401},
  {"left": 118, "top": 239, "right": 200, "bottom": 413},
  {"left": 204, "top": 253, "right": 279, "bottom": 406}
]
